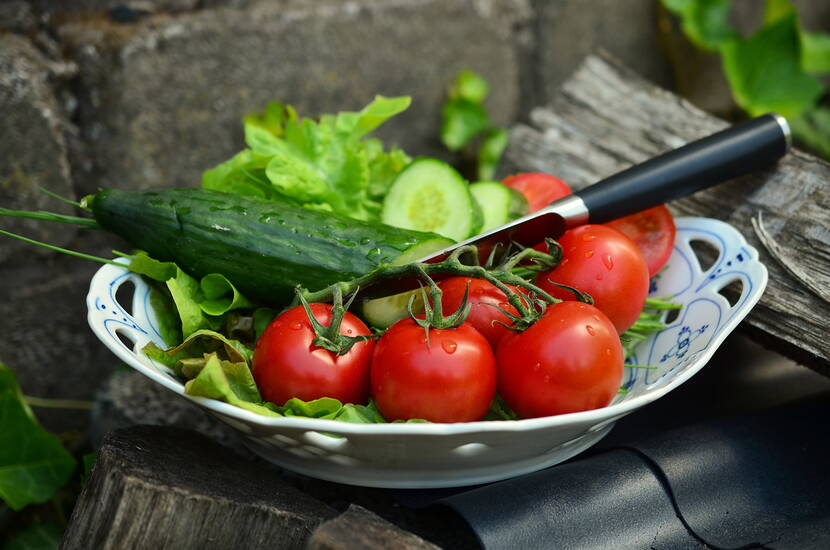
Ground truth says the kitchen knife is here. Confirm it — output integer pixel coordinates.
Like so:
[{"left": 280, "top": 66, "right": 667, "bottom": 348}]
[{"left": 365, "top": 113, "right": 791, "bottom": 298}]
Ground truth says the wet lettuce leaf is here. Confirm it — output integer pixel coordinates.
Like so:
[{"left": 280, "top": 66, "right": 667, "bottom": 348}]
[
  {"left": 128, "top": 252, "right": 255, "bottom": 341},
  {"left": 204, "top": 96, "right": 412, "bottom": 222},
  {"left": 143, "top": 329, "right": 252, "bottom": 377}
]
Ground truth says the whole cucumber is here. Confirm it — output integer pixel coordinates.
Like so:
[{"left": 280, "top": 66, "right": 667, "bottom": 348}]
[{"left": 89, "top": 188, "right": 452, "bottom": 304}]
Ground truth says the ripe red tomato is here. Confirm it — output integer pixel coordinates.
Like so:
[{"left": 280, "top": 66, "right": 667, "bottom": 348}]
[
  {"left": 437, "top": 277, "right": 527, "bottom": 348},
  {"left": 535, "top": 225, "right": 649, "bottom": 334},
  {"left": 497, "top": 301, "right": 624, "bottom": 418},
  {"left": 605, "top": 204, "right": 676, "bottom": 277},
  {"left": 252, "top": 303, "right": 374, "bottom": 406},
  {"left": 371, "top": 319, "right": 497, "bottom": 423},
  {"left": 501, "top": 172, "right": 572, "bottom": 212}
]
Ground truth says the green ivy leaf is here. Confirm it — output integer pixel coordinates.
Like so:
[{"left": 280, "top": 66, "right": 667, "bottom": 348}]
[
  {"left": 448, "top": 69, "right": 490, "bottom": 104},
  {"left": 721, "top": 13, "right": 824, "bottom": 118},
  {"left": 477, "top": 128, "right": 508, "bottom": 181},
  {"left": 662, "top": 0, "right": 739, "bottom": 51},
  {"left": 440, "top": 98, "right": 490, "bottom": 151},
  {"left": 789, "top": 107, "right": 830, "bottom": 158},
  {"left": 0, "top": 365, "right": 75, "bottom": 511},
  {"left": 3, "top": 522, "right": 63, "bottom": 550},
  {"left": 801, "top": 31, "right": 830, "bottom": 74}
]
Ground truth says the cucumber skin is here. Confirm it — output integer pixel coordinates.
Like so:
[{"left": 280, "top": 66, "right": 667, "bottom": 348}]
[{"left": 91, "top": 188, "right": 445, "bottom": 304}]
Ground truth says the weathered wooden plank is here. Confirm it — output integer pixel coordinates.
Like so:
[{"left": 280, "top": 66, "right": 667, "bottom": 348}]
[
  {"left": 307, "top": 505, "right": 442, "bottom": 550},
  {"left": 61, "top": 426, "right": 337, "bottom": 550},
  {"left": 501, "top": 53, "right": 830, "bottom": 375}
]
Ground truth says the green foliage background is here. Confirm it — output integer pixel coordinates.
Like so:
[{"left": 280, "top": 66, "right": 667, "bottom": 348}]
[{"left": 663, "top": 0, "right": 830, "bottom": 157}]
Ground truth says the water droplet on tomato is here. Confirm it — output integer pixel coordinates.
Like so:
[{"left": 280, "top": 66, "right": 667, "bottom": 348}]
[
  {"left": 605, "top": 348, "right": 612, "bottom": 356},
  {"left": 533, "top": 362, "right": 541, "bottom": 371},
  {"left": 290, "top": 321, "right": 303, "bottom": 330},
  {"left": 544, "top": 374, "right": 551, "bottom": 383},
  {"left": 595, "top": 273, "right": 604, "bottom": 280},
  {"left": 603, "top": 254, "right": 614, "bottom": 270},
  {"left": 442, "top": 340, "right": 457, "bottom": 354},
  {"left": 582, "top": 233, "right": 596, "bottom": 241},
  {"left": 586, "top": 325, "right": 595, "bottom": 336},
  {"left": 593, "top": 314, "right": 601, "bottom": 321},
  {"left": 578, "top": 304, "right": 585, "bottom": 309},
  {"left": 345, "top": 328, "right": 353, "bottom": 335},
  {"left": 583, "top": 250, "right": 594, "bottom": 259}
]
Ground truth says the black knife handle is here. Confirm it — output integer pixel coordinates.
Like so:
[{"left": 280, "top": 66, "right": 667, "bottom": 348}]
[{"left": 575, "top": 114, "right": 790, "bottom": 224}]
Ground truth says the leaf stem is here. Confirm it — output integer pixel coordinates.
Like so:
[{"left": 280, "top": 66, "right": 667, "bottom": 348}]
[
  {"left": 0, "top": 229, "right": 123, "bottom": 266},
  {"left": 24, "top": 396, "right": 94, "bottom": 410},
  {"left": 0, "top": 207, "right": 100, "bottom": 229}
]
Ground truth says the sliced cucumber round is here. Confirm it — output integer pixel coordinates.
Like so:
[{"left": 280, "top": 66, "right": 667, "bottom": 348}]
[
  {"left": 360, "top": 235, "right": 453, "bottom": 329},
  {"left": 470, "top": 181, "right": 529, "bottom": 232},
  {"left": 382, "top": 158, "right": 482, "bottom": 241}
]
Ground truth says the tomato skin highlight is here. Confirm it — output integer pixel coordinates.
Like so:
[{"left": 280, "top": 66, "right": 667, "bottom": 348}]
[
  {"left": 370, "top": 319, "right": 497, "bottom": 423},
  {"left": 252, "top": 303, "right": 374, "bottom": 406},
  {"left": 501, "top": 172, "right": 572, "bottom": 212},
  {"left": 535, "top": 225, "right": 649, "bottom": 334},
  {"left": 605, "top": 204, "right": 676, "bottom": 277},
  {"left": 437, "top": 277, "right": 524, "bottom": 348},
  {"left": 496, "top": 301, "right": 624, "bottom": 419}
]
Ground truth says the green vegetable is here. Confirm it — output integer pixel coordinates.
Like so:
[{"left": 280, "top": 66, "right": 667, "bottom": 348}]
[
  {"left": 0, "top": 365, "right": 76, "bottom": 511},
  {"left": 204, "top": 96, "right": 412, "bottom": 222},
  {"left": 440, "top": 70, "right": 507, "bottom": 180},
  {"left": 381, "top": 158, "right": 482, "bottom": 241},
  {"left": 469, "top": 181, "right": 528, "bottom": 232},
  {"left": 86, "top": 187, "right": 451, "bottom": 304}
]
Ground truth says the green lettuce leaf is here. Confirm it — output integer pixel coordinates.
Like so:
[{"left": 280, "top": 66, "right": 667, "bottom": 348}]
[
  {"left": 200, "top": 273, "right": 254, "bottom": 316},
  {"left": 142, "top": 329, "right": 252, "bottom": 377},
  {"left": 202, "top": 149, "right": 283, "bottom": 200},
  {"left": 207, "top": 96, "right": 412, "bottom": 222},
  {"left": 183, "top": 354, "right": 279, "bottom": 417},
  {"left": 129, "top": 252, "right": 256, "bottom": 341},
  {"left": 0, "top": 365, "right": 76, "bottom": 511}
]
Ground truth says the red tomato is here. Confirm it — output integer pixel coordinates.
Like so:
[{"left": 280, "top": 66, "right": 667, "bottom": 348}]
[
  {"left": 371, "top": 319, "right": 496, "bottom": 423},
  {"left": 501, "top": 172, "right": 572, "bottom": 212},
  {"left": 605, "top": 205, "right": 676, "bottom": 277},
  {"left": 535, "top": 225, "right": 649, "bottom": 334},
  {"left": 437, "top": 277, "right": 527, "bottom": 348},
  {"left": 497, "top": 301, "right": 624, "bottom": 418},
  {"left": 252, "top": 303, "right": 374, "bottom": 406}
]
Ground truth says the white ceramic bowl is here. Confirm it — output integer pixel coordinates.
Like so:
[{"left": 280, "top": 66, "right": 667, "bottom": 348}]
[{"left": 87, "top": 217, "right": 767, "bottom": 488}]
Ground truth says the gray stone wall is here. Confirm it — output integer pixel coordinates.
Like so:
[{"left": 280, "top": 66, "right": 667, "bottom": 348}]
[{"left": 1, "top": 0, "right": 827, "bottom": 436}]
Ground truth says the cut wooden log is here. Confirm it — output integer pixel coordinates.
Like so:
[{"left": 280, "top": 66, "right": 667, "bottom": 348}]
[
  {"left": 60, "top": 425, "right": 337, "bottom": 550},
  {"left": 307, "top": 504, "right": 442, "bottom": 550},
  {"left": 501, "top": 53, "right": 830, "bottom": 376}
]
